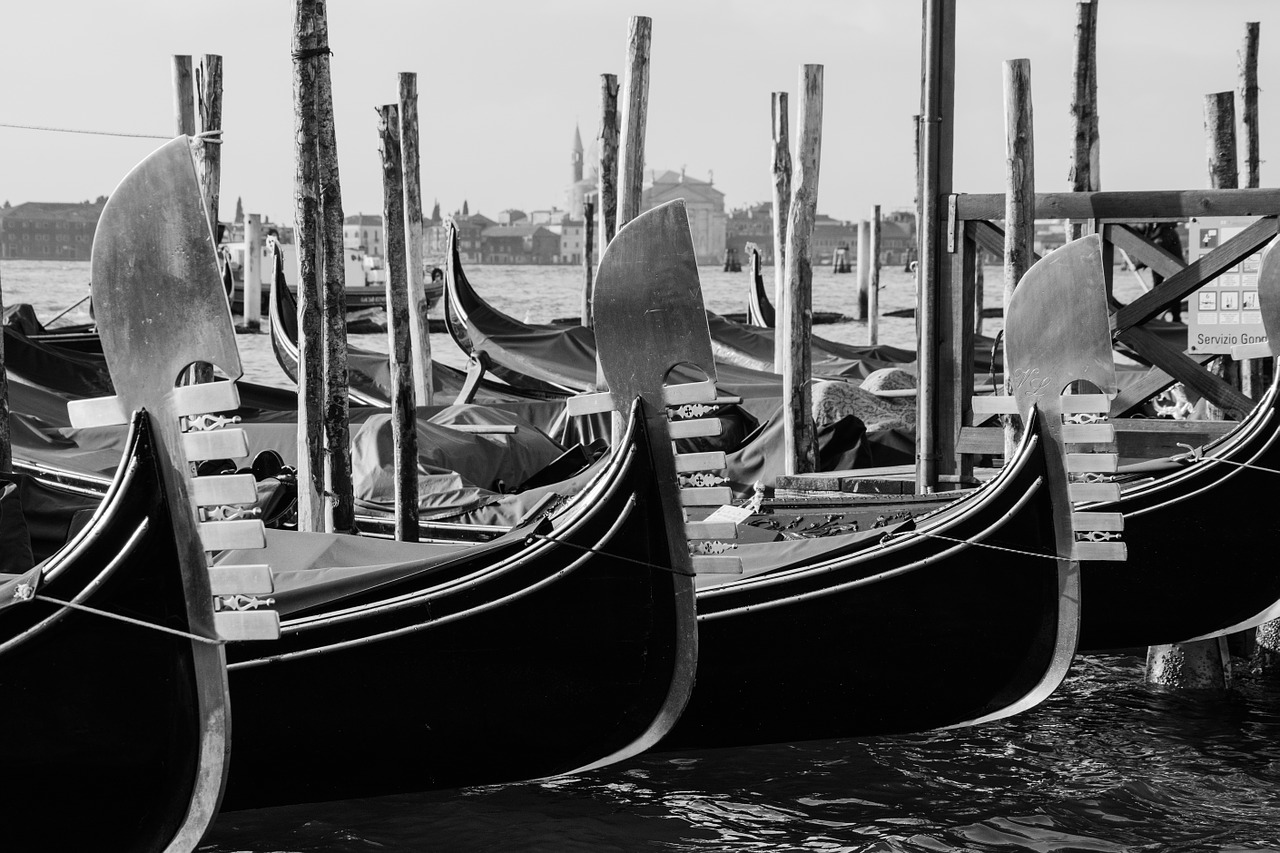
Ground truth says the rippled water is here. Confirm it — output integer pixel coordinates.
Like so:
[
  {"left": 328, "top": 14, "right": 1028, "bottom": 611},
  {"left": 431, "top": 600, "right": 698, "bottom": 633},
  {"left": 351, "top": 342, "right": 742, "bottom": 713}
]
[{"left": 7, "top": 260, "right": 1272, "bottom": 852}]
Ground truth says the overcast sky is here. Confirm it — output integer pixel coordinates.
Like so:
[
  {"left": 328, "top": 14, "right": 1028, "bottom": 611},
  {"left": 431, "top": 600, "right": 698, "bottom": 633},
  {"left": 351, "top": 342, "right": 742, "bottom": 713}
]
[{"left": 3, "top": 1, "right": 1278, "bottom": 226}]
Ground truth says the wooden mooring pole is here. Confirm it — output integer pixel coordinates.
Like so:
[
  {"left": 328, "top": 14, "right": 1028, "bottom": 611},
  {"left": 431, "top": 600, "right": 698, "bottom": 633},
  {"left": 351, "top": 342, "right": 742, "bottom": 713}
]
[
  {"left": 1241, "top": 22, "right": 1261, "bottom": 190},
  {"left": 1068, "top": 1, "right": 1100, "bottom": 199},
  {"left": 597, "top": 73, "right": 619, "bottom": 253},
  {"left": 194, "top": 55, "right": 223, "bottom": 248},
  {"left": 855, "top": 220, "right": 870, "bottom": 321},
  {"left": 782, "top": 64, "right": 823, "bottom": 476},
  {"left": 616, "top": 16, "right": 651, "bottom": 234},
  {"left": 399, "top": 72, "right": 433, "bottom": 406},
  {"left": 868, "top": 206, "right": 881, "bottom": 346},
  {"left": 172, "top": 56, "right": 196, "bottom": 137},
  {"left": 1144, "top": 91, "right": 1238, "bottom": 691},
  {"left": 581, "top": 199, "right": 596, "bottom": 328},
  {"left": 1003, "top": 59, "right": 1035, "bottom": 461},
  {"left": 244, "top": 213, "right": 262, "bottom": 331},
  {"left": 291, "top": 0, "right": 327, "bottom": 532},
  {"left": 314, "top": 1, "right": 355, "bottom": 534},
  {"left": 772, "top": 91, "right": 792, "bottom": 368},
  {"left": 378, "top": 104, "right": 421, "bottom": 542},
  {"left": 0, "top": 267, "right": 10, "bottom": 473}
]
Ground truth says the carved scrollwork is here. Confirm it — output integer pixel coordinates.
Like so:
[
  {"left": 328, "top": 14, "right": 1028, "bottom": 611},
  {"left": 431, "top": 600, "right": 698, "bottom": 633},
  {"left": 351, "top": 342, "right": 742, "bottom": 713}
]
[
  {"left": 182, "top": 412, "right": 242, "bottom": 432},
  {"left": 1064, "top": 413, "right": 1107, "bottom": 425},
  {"left": 1070, "top": 472, "right": 1115, "bottom": 484},
  {"left": 201, "top": 505, "right": 263, "bottom": 522},
  {"left": 688, "top": 540, "right": 737, "bottom": 555},
  {"left": 215, "top": 593, "right": 277, "bottom": 611},
  {"left": 669, "top": 402, "right": 717, "bottom": 420},
  {"left": 678, "top": 472, "right": 729, "bottom": 488},
  {"left": 1075, "top": 530, "right": 1122, "bottom": 542}
]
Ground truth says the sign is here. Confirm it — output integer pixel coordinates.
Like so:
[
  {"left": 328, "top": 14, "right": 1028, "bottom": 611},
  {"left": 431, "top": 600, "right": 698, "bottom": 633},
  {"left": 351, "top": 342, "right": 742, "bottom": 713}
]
[{"left": 1186, "top": 216, "right": 1269, "bottom": 354}]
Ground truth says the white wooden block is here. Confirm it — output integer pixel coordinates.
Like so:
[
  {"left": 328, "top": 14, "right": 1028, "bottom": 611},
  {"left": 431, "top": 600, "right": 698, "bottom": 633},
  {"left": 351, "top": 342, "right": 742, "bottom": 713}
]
[
  {"left": 566, "top": 391, "right": 614, "bottom": 416},
  {"left": 1062, "top": 423, "right": 1116, "bottom": 443},
  {"left": 190, "top": 474, "right": 258, "bottom": 507},
  {"left": 199, "top": 519, "right": 266, "bottom": 551},
  {"left": 685, "top": 520, "right": 739, "bottom": 540},
  {"left": 679, "top": 487, "right": 734, "bottom": 506},
  {"left": 215, "top": 610, "right": 281, "bottom": 641},
  {"left": 674, "top": 451, "right": 727, "bottom": 473},
  {"left": 67, "top": 396, "right": 127, "bottom": 429},
  {"left": 447, "top": 424, "right": 519, "bottom": 434},
  {"left": 663, "top": 380, "right": 717, "bottom": 406},
  {"left": 1072, "top": 511, "right": 1125, "bottom": 532},
  {"left": 182, "top": 428, "right": 249, "bottom": 461},
  {"left": 668, "top": 419, "right": 722, "bottom": 439},
  {"left": 971, "top": 396, "right": 1020, "bottom": 415},
  {"left": 1070, "top": 542, "right": 1127, "bottom": 562},
  {"left": 1069, "top": 482, "right": 1122, "bottom": 503},
  {"left": 1060, "top": 394, "right": 1112, "bottom": 414},
  {"left": 208, "top": 564, "right": 274, "bottom": 596},
  {"left": 1066, "top": 453, "right": 1118, "bottom": 473},
  {"left": 691, "top": 555, "right": 743, "bottom": 574},
  {"left": 173, "top": 381, "right": 240, "bottom": 417},
  {"left": 1231, "top": 341, "right": 1272, "bottom": 360}
]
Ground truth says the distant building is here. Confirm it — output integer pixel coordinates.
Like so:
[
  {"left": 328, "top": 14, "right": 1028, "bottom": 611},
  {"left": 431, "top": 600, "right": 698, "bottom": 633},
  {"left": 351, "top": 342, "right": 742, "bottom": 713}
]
[
  {"left": 425, "top": 209, "right": 496, "bottom": 264},
  {"left": 0, "top": 200, "right": 106, "bottom": 260},
  {"left": 497, "top": 209, "right": 527, "bottom": 226},
  {"left": 480, "top": 224, "right": 560, "bottom": 264},
  {"left": 726, "top": 203, "right": 776, "bottom": 263},
  {"left": 343, "top": 213, "right": 383, "bottom": 256},
  {"left": 640, "top": 168, "right": 727, "bottom": 265}
]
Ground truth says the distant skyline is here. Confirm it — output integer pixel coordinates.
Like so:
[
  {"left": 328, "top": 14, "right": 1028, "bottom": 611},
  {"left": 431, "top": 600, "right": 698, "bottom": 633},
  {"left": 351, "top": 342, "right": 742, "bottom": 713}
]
[{"left": 3, "top": 1, "right": 1279, "bottom": 228}]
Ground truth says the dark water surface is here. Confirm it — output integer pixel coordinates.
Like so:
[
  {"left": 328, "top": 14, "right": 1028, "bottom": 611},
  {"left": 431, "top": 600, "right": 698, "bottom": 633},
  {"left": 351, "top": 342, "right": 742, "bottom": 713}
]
[{"left": 202, "top": 655, "right": 1280, "bottom": 852}]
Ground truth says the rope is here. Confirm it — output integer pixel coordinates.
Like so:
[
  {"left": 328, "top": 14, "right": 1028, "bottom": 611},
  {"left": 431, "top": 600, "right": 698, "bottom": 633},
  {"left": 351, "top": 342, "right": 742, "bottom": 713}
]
[
  {"left": 880, "top": 528, "right": 1064, "bottom": 561},
  {"left": 0, "top": 123, "right": 221, "bottom": 144},
  {"left": 291, "top": 46, "right": 333, "bottom": 61},
  {"left": 1175, "top": 442, "right": 1280, "bottom": 475},
  {"left": 526, "top": 533, "right": 696, "bottom": 577},
  {"left": 32, "top": 594, "right": 223, "bottom": 645}
]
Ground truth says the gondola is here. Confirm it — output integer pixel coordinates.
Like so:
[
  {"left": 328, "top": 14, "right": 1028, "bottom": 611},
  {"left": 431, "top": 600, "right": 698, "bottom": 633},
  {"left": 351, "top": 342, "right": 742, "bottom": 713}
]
[
  {"left": 1075, "top": 240, "right": 1280, "bottom": 650},
  {"left": 0, "top": 412, "right": 233, "bottom": 853},
  {"left": 71, "top": 134, "right": 701, "bottom": 810},
  {"left": 583, "top": 201, "right": 1098, "bottom": 744},
  {"left": 265, "top": 243, "right": 567, "bottom": 407}
]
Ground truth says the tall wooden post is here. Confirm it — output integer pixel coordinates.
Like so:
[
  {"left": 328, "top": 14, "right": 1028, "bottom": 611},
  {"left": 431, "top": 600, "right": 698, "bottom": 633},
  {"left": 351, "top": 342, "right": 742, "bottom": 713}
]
[
  {"left": 1240, "top": 23, "right": 1261, "bottom": 190},
  {"left": 771, "top": 91, "right": 792, "bottom": 367},
  {"left": 868, "top": 206, "right": 881, "bottom": 346},
  {"left": 172, "top": 56, "right": 196, "bottom": 137},
  {"left": 378, "top": 104, "right": 421, "bottom": 542},
  {"left": 597, "top": 73, "right": 619, "bottom": 251},
  {"left": 1145, "top": 91, "right": 1239, "bottom": 690},
  {"left": 1068, "top": 1, "right": 1100, "bottom": 204},
  {"left": 194, "top": 55, "right": 223, "bottom": 242},
  {"left": 244, "top": 213, "right": 262, "bottom": 331},
  {"left": 581, "top": 199, "right": 596, "bottom": 327},
  {"left": 399, "top": 72, "right": 433, "bottom": 405},
  {"left": 290, "top": 0, "right": 325, "bottom": 531},
  {"left": 314, "top": 0, "right": 355, "bottom": 534},
  {"left": 0, "top": 267, "right": 10, "bottom": 474},
  {"left": 855, "top": 219, "right": 870, "bottom": 320},
  {"left": 1003, "top": 59, "right": 1035, "bottom": 460},
  {"left": 782, "top": 64, "right": 823, "bottom": 476},
  {"left": 616, "top": 16, "right": 651, "bottom": 233},
  {"left": 918, "top": 0, "right": 957, "bottom": 493}
]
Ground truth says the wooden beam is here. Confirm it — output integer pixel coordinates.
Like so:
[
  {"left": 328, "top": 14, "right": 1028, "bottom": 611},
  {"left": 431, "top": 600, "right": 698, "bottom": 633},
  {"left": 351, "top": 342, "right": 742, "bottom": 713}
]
[
  {"left": 1106, "top": 223, "right": 1186, "bottom": 279},
  {"left": 955, "top": 189, "right": 1280, "bottom": 222},
  {"left": 1111, "top": 215, "right": 1278, "bottom": 335},
  {"left": 1117, "top": 325, "right": 1253, "bottom": 418},
  {"left": 961, "top": 419, "right": 1235, "bottom": 458}
]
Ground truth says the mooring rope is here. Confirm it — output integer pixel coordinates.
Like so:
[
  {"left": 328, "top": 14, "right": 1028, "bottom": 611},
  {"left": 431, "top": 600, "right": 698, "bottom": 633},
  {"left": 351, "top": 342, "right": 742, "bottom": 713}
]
[
  {"left": 525, "top": 532, "right": 696, "bottom": 577},
  {"left": 31, "top": 593, "right": 224, "bottom": 645},
  {"left": 880, "top": 528, "right": 1064, "bottom": 561},
  {"left": 0, "top": 122, "right": 222, "bottom": 144},
  {"left": 1175, "top": 442, "right": 1280, "bottom": 476}
]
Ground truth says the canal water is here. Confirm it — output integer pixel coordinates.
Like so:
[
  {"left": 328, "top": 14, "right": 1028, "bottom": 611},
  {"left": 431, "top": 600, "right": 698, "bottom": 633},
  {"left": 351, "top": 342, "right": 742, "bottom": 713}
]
[{"left": 6, "top": 260, "right": 1277, "bottom": 852}]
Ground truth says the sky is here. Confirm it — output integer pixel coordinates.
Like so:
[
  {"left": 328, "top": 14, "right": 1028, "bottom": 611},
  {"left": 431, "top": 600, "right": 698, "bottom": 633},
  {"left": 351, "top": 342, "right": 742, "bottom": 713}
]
[{"left": 3, "top": 1, "right": 1279, "bottom": 226}]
